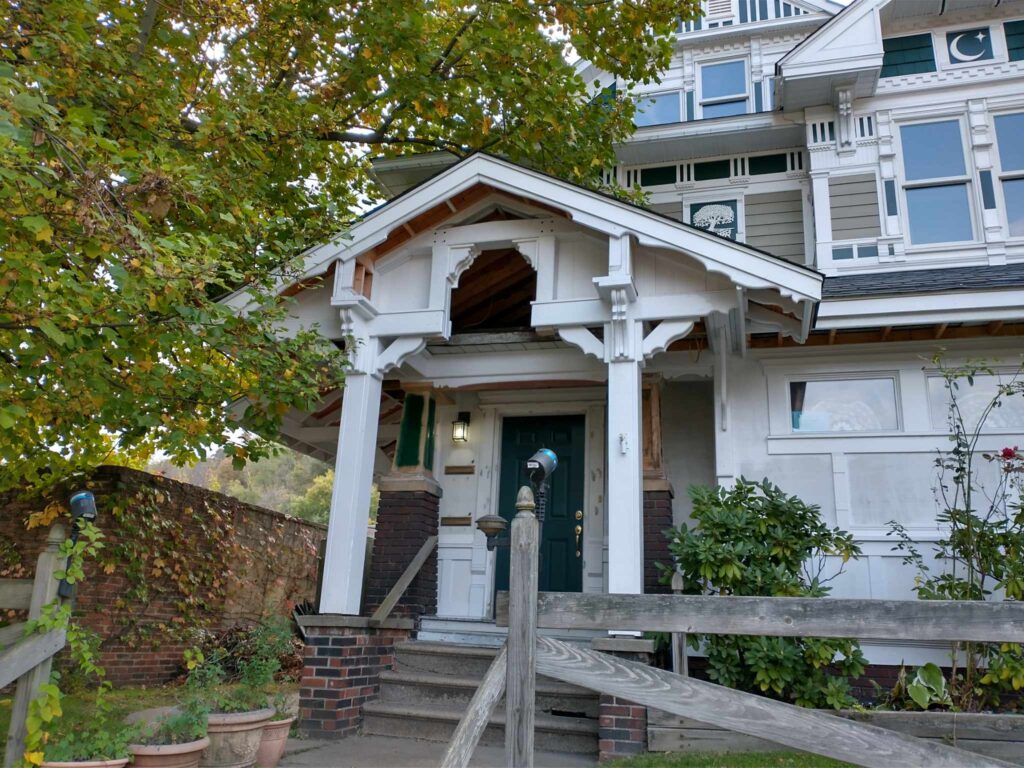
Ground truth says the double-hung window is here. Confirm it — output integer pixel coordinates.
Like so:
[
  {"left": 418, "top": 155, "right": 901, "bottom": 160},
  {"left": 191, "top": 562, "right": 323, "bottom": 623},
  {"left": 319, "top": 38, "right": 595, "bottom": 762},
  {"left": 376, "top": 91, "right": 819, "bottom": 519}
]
[
  {"left": 899, "top": 120, "right": 974, "bottom": 245},
  {"left": 994, "top": 112, "right": 1024, "bottom": 237},
  {"left": 634, "top": 92, "right": 682, "bottom": 127},
  {"left": 699, "top": 60, "right": 748, "bottom": 118}
]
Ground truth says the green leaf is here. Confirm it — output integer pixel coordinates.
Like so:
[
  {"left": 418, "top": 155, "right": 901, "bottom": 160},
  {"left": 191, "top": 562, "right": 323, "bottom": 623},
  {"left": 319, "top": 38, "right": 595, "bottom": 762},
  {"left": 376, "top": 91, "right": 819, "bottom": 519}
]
[{"left": 36, "top": 318, "right": 67, "bottom": 346}]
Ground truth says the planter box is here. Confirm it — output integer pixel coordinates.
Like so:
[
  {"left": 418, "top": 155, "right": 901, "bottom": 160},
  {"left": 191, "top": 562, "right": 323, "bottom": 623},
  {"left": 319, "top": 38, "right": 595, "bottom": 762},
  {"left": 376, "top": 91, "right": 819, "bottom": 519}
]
[{"left": 648, "top": 709, "right": 1024, "bottom": 763}]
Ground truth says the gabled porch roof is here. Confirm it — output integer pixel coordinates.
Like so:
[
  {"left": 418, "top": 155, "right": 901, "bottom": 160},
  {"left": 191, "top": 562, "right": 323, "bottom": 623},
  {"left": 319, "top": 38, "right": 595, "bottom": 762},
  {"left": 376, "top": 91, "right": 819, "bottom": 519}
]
[{"left": 258, "top": 152, "right": 823, "bottom": 312}]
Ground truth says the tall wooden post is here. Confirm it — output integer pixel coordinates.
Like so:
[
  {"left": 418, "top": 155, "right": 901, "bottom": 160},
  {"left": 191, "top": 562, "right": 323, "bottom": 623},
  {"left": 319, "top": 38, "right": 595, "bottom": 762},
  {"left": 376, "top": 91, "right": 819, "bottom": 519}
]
[
  {"left": 505, "top": 486, "right": 539, "bottom": 768},
  {"left": 5, "top": 523, "right": 65, "bottom": 768}
]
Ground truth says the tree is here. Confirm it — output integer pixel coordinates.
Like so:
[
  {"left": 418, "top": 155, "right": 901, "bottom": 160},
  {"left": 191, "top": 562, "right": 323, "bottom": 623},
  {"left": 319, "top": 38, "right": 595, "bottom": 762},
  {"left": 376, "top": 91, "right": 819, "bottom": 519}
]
[{"left": 0, "top": 0, "right": 698, "bottom": 492}]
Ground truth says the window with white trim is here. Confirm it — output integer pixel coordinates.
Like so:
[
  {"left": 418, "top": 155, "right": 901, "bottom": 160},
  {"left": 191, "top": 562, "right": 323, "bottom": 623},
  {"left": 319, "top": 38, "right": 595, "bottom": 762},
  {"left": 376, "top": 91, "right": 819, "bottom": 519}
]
[
  {"left": 699, "top": 60, "right": 748, "bottom": 119},
  {"left": 899, "top": 119, "right": 974, "bottom": 245},
  {"left": 634, "top": 91, "right": 682, "bottom": 127},
  {"left": 994, "top": 112, "right": 1024, "bottom": 238},
  {"left": 926, "top": 372, "right": 1024, "bottom": 432},
  {"left": 789, "top": 377, "right": 900, "bottom": 433}
]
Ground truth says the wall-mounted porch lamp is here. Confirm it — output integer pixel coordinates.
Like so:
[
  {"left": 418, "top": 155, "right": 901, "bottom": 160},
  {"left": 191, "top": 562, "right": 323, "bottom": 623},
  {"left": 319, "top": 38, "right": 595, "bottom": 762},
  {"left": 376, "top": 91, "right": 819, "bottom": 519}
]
[
  {"left": 451, "top": 411, "right": 471, "bottom": 443},
  {"left": 475, "top": 514, "right": 507, "bottom": 551}
]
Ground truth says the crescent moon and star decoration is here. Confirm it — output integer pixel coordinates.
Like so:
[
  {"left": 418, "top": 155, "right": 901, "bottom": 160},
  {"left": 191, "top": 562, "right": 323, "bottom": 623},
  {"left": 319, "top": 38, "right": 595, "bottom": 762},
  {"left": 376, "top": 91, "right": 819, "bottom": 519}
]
[{"left": 946, "top": 27, "right": 994, "bottom": 65}]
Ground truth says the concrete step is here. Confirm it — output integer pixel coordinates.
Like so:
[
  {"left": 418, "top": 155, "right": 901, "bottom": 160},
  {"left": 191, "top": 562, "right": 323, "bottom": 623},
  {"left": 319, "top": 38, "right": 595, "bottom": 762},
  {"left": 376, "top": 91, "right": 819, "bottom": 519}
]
[
  {"left": 394, "top": 640, "right": 501, "bottom": 678},
  {"left": 393, "top": 641, "right": 591, "bottom": 694},
  {"left": 378, "top": 670, "right": 599, "bottom": 719},
  {"left": 361, "top": 702, "right": 599, "bottom": 755}
]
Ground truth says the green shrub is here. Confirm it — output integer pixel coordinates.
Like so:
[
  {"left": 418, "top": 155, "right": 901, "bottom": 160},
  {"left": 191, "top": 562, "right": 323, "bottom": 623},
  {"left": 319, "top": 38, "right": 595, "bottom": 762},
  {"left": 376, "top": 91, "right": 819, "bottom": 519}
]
[{"left": 661, "top": 478, "right": 867, "bottom": 709}]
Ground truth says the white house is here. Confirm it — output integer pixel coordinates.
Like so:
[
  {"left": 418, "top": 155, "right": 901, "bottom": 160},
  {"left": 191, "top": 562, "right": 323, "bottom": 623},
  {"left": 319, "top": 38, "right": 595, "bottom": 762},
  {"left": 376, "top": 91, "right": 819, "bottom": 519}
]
[{"left": 232, "top": 0, "right": 1024, "bottom": 668}]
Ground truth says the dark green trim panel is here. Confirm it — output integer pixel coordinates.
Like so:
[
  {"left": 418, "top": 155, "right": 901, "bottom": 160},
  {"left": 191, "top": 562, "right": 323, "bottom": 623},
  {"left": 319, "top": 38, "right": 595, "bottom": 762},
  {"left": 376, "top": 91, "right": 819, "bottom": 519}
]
[{"left": 395, "top": 394, "right": 424, "bottom": 468}]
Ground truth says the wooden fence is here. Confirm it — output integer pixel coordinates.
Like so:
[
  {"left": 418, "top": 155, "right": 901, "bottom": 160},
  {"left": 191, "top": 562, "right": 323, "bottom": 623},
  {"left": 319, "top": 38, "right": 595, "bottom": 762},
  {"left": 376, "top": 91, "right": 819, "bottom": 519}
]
[
  {"left": 443, "top": 486, "right": 1024, "bottom": 768},
  {"left": 2, "top": 525, "right": 67, "bottom": 768}
]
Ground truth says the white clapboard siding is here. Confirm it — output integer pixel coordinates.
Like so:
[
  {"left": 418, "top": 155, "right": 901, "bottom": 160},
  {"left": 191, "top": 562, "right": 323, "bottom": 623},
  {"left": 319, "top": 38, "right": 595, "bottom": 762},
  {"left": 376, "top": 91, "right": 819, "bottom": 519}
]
[
  {"left": 744, "top": 191, "right": 805, "bottom": 263},
  {"left": 829, "top": 174, "right": 881, "bottom": 240},
  {"left": 648, "top": 201, "right": 683, "bottom": 221}
]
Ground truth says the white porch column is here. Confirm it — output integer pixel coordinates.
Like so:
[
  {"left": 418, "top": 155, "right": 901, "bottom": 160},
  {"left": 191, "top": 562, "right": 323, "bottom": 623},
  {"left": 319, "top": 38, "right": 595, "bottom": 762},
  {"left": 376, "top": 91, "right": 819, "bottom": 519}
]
[
  {"left": 320, "top": 371, "right": 382, "bottom": 614},
  {"left": 606, "top": 355, "right": 644, "bottom": 595}
]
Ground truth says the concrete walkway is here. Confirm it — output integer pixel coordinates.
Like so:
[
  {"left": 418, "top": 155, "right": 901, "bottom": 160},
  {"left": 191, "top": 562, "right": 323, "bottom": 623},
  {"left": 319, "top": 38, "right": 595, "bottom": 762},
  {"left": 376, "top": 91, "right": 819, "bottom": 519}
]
[{"left": 280, "top": 735, "right": 598, "bottom": 768}]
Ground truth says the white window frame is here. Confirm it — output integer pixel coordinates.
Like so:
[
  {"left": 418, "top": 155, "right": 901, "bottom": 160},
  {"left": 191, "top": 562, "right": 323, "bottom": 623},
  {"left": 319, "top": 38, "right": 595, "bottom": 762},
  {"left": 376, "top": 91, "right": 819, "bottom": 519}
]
[
  {"left": 992, "top": 109, "right": 1024, "bottom": 240},
  {"left": 633, "top": 90, "right": 684, "bottom": 128},
  {"left": 895, "top": 115, "right": 978, "bottom": 249},
  {"left": 785, "top": 372, "right": 903, "bottom": 436},
  {"left": 696, "top": 58, "right": 749, "bottom": 120},
  {"left": 924, "top": 367, "right": 1024, "bottom": 433}
]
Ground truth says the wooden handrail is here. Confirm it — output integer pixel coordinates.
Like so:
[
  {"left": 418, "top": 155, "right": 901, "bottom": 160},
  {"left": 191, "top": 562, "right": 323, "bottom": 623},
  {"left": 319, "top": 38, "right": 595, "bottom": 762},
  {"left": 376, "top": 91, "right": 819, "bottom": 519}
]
[
  {"left": 440, "top": 643, "right": 507, "bottom": 768},
  {"left": 369, "top": 535, "right": 437, "bottom": 626},
  {"left": 496, "top": 591, "right": 1024, "bottom": 643},
  {"left": 0, "top": 630, "right": 67, "bottom": 689},
  {"left": 0, "top": 579, "right": 34, "bottom": 610}
]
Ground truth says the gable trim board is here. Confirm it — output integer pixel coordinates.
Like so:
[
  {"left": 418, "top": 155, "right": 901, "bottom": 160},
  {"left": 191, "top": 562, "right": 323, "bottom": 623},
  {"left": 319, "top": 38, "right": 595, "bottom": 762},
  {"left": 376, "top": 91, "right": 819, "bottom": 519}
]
[{"left": 225, "top": 153, "right": 823, "bottom": 313}]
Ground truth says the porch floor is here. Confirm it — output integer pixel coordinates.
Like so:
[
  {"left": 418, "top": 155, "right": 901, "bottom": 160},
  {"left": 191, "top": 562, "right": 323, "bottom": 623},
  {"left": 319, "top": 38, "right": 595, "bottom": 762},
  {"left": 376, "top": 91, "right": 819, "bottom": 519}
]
[{"left": 280, "top": 735, "right": 597, "bottom": 768}]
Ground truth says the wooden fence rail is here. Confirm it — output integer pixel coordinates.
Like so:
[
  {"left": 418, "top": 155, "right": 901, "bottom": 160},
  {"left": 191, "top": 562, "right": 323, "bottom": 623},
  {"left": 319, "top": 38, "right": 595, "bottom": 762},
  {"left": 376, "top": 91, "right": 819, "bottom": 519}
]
[
  {"left": 496, "top": 590, "right": 1024, "bottom": 642},
  {"left": 448, "top": 481, "right": 1024, "bottom": 768},
  {"left": 3, "top": 524, "right": 67, "bottom": 768},
  {"left": 534, "top": 636, "right": 1013, "bottom": 768}
]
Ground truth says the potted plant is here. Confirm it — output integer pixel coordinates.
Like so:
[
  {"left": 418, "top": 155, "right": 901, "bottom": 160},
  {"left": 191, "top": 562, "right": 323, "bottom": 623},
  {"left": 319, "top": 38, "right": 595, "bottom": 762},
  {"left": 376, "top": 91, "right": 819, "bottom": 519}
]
[
  {"left": 129, "top": 698, "right": 210, "bottom": 768},
  {"left": 191, "top": 622, "right": 292, "bottom": 768},
  {"left": 254, "top": 694, "right": 294, "bottom": 768},
  {"left": 39, "top": 680, "right": 138, "bottom": 768},
  {"left": 41, "top": 719, "right": 137, "bottom": 768}
]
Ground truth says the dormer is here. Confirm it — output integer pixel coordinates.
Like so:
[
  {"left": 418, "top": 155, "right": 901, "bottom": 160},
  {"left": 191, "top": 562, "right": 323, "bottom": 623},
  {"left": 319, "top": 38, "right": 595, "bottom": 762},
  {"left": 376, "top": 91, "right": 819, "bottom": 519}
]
[{"left": 776, "top": 0, "right": 1024, "bottom": 111}]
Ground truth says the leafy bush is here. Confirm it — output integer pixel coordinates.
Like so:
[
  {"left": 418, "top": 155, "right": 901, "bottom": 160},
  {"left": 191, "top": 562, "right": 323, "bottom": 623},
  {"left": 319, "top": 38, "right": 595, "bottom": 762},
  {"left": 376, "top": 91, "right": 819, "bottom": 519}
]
[
  {"left": 133, "top": 697, "right": 208, "bottom": 746},
  {"left": 661, "top": 479, "right": 867, "bottom": 709},
  {"left": 187, "top": 619, "right": 293, "bottom": 713},
  {"left": 41, "top": 679, "right": 141, "bottom": 763}
]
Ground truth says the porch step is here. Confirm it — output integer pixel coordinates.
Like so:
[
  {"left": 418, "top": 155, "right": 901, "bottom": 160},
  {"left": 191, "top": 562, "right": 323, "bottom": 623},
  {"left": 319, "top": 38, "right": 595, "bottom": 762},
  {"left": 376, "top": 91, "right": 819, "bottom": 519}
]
[
  {"left": 361, "top": 702, "right": 599, "bottom": 754},
  {"left": 379, "top": 670, "right": 599, "bottom": 718},
  {"left": 362, "top": 640, "right": 599, "bottom": 754}
]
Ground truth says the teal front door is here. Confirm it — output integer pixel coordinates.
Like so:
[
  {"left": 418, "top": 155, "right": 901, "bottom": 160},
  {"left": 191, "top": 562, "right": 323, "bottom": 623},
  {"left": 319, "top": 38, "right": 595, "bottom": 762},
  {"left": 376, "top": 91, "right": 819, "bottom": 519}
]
[{"left": 495, "top": 415, "right": 585, "bottom": 594}]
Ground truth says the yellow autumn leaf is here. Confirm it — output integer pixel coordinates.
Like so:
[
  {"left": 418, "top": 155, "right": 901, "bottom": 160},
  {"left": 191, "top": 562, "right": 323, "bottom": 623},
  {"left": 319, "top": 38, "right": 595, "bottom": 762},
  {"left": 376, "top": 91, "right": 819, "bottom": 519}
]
[{"left": 25, "top": 751, "right": 44, "bottom": 766}]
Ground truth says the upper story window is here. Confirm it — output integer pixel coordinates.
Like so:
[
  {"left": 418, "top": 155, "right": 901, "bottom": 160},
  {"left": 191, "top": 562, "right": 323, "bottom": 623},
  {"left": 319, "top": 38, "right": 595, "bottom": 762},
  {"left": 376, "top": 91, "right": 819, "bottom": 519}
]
[
  {"left": 994, "top": 112, "right": 1024, "bottom": 238},
  {"left": 1005, "top": 19, "right": 1024, "bottom": 61},
  {"left": 634, "top": 92, "right": 682, "bottom": 128},
  {"left": 899, "top": 120, "right": 974, "bottom": 245},
  {"left": 699, "top": 60, "right": 748, "bottom": 118},
  {"left": 881, "top": 34, "right": 936, "bottom": 77}
]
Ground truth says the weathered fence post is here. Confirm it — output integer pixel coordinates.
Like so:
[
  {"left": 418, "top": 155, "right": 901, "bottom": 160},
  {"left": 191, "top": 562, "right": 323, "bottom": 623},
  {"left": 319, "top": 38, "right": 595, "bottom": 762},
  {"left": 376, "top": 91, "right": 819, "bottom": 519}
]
[
  {"left": 505, "top": 486, "right": 539, "bottom": 768},
  {"left": 670, "top": 572, "right": 687, "bottom": 676},
  {"left": 5, "top": 523, "right": 66, "bottom": 768}
]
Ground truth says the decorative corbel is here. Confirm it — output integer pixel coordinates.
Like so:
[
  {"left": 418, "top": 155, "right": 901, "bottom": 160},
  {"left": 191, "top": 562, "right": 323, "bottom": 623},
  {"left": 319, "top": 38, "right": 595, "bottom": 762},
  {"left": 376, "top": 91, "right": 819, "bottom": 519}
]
[
  {"left": 447, "top": 244, "right": 482, "bottom": 288},
  {"left": 836, "top": 89, "right": 855, "bottom": 150}
]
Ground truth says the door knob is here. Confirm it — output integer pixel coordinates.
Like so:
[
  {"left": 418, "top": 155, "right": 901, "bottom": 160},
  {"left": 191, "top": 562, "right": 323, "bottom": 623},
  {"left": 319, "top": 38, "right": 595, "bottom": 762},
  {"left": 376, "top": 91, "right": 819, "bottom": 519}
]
[{"left": 575, "top": 510, "right": 583, "bottom": 520}]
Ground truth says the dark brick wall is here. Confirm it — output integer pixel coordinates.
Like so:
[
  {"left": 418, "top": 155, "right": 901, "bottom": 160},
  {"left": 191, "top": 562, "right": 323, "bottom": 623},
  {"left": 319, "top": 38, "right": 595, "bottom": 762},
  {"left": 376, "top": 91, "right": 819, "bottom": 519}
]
[
  {"left": 364, "top": 489, "right": 439, "bottom": 617},
  {"left": 0, "top": 466, "right": 325, "bottom": 687},
  {"left": 599, "top": 695, "right": 648, "bottom": 761},
  {"left": 642, "top": 489, "right": 673, "bottom": 594},
  {"left": 298, "top": 623, "right": 411, "bottom": 737}
]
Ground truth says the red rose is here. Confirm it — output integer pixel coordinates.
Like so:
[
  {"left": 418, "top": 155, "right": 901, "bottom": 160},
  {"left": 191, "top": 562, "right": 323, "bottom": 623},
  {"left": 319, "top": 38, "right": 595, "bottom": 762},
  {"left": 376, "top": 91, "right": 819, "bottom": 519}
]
[{"left": 1002, "top": 447, "right": 1019, "bottom": 460}]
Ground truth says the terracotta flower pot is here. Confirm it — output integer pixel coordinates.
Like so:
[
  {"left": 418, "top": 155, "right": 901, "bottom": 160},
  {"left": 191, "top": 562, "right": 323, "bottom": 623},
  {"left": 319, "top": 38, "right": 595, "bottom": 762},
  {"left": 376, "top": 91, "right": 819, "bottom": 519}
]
[
  {"left": 42, "top": 760, "right": 130, "bottom": 768},
  {"left": 129, "top": 737, "right": 211, "bottom": 768},
  {"left": 200, "top": 708, "right": 275, "bottom": 768},
  {"left": 255, "top": 717, "right": 294, "bottom": 768}
]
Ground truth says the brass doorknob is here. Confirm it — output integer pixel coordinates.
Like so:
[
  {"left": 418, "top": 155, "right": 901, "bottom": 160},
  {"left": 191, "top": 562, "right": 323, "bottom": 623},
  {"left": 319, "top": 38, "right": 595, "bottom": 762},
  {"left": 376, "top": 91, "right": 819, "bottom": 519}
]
[{"left": 575, "top": 510, "right": 583, "bottom": 520}]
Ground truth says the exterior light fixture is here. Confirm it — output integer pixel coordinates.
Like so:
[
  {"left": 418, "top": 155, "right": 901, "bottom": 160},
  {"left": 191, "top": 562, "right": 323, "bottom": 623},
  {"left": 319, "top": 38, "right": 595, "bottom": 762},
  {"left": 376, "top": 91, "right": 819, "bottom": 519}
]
[
  {"left": 452, "top": 411, "right": 471, "bottom": 443},
  {"left": 475, "top": 513, "right": 507, "bottom": 551}
]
